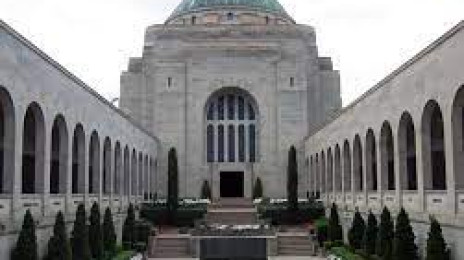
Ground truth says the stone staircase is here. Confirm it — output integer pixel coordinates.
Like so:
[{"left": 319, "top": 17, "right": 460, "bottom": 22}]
[
  {"left": 205, "top": 198, "right": 258, "bottom": 224},
  {"left": 149, "top": 235, "right": 191, "bottom": 258},
  {"left": 277, "top": 233, "right": 315, "bottom": 256}
]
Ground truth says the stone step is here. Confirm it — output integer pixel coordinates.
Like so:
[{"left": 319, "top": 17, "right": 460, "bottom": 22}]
[
  {"left": 277, "top": 235, "right": 314, "bottom": 256},
  {"left": 149, "top": 236, "right": 191, "bottom": 258}
]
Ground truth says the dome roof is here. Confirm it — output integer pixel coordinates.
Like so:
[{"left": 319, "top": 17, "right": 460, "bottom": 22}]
[{"left": 168, "top": 0, "right": 291, "bottom": 21}]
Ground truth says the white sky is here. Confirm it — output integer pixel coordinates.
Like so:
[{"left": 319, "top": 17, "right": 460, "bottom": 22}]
[{"left": 0, "top": 0, "right": 462, "bottom": 106}]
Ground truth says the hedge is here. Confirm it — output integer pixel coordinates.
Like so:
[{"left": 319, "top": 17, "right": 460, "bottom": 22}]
[
  {"left": 140, "top": 205, "right": 207, "bottom": 227},
  {"left": 258, "top": 201, "right": 325, "bottom": 225}
]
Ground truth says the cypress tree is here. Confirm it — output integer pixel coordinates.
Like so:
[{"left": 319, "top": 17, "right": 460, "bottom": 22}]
[
  {"left": 102, "top": 207, "right": 117, "bottom": 258},
  {"left": 253, "top": 177, "right": 264, "bottom": 199},
  {"left": 348, "top": 210, "right": 365, "bottom": 250},
  {"left": 363, "top": 211, "right": 378, "bottom": 256},
  {"left": 376, "top": 207, "right": 394, "bottom": 260},
  {"left": 426, "top": 217, "right": 449, "bottom": 260},
  {"left": 327, "top": 203, "right": 343, "bottom": 242},
  {"left": 122, "top": 203, "right": 136, "bottom": 249},
  {"left": 287, "top": 146, "right": 298, "bottom": 212},
  {"left": 71, "top": 204, "right": 91, "bottom": 260},
  {"left": 393, "top": 208, "right": 418, "bottom": 260},
  {"left": 12, "top": 209, "right": 38, "bottom": 260},
  {"left": 201, "top": 180, "right": 212, "bottom": 200},
  {"left": 167, "top": 148, "right": 179, "bottom": 215},
  {"left": 89, "top": 202, "right": 103, "bottom": 259},
  {"left": 44, "top": 211, "right": 71, "bottom": 260}
]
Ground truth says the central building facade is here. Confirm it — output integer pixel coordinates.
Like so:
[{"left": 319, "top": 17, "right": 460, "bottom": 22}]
[{"left": 120, "top": 0, "right": 341, "bottom": 198}]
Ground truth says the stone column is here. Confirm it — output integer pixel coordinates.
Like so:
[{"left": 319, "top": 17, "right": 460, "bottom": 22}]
[
  {"left": 65, "top": 132, "right": 73, "bottom": 215},
  {"left": 444, "top": 113, "right": 456, "bottom": 215},
  {"left": 12, "top": 119, "right": 24, "bottom": 221},
  {"left": 43, "top": 124, "right": 51, "bottom": 217},
  {"left": 394, "top": 130, "right": 402, "bottom": 210},
  {"left": 84, "top": 134, "right": 90, "bottom": 209},
  {"left": 415, "top": 123, "right": 425, "bottom": 213},
  {"left": 376, "top": 134, "right": 383, "bottom": 210},
  {"left": 98, "top": 140, "right": 104, "bottom": 209}
]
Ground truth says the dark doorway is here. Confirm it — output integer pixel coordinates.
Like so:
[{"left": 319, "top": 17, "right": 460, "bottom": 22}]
[{"left": 220, "top": 172, "right": 244, "bottom": 198}]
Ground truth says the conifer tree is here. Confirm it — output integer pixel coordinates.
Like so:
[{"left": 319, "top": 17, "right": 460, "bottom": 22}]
[
  {"left": 89, "top": 202, "right": 103, "bottom": 259},
  {"left": 348, "top": 210, "right": 365, "bottom": 250},
  {"left": 71, "top": 204, "right": 91, "bottom": 260},
  {"left": 122, "top": 203, "right": 136, "bottom": 249},
  {"left": 167, "top": 148, "right": 179, "bottom": 215},
  {"left": 253, "top": 177, "right": 264, "bottom": 199},
  {"left": 102, "top": 207, "right": 117, "bottom": 258},
  {"left": 44, "top": 211, "right": 71, "bottom": 260},
  {"left": 287, "top": 146, "right": 298, "bottom": 212},
  {"left": 376, "top": 207, "right": 394, "bottom": 260},
  {"left": 363, "top": 211, "right": 378, "bottom": 256},
  {"left": 201, "top": 180, "right": 212, "bottom": 200},
  {"left": 426, "top": 217, "right": 449, "bottom": 260},
  {"left": 12, "top": 209, "right": 38, "bottom": 260},
  {"left": 393, "top": 208, "right": 418, "bottom": 260},
  {"left": 327, "top": 203, "right": 343, "bottom": 241}
]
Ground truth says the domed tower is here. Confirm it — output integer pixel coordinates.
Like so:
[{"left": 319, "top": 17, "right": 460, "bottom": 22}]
[
  {"left": 120, "top": 0, "right": 341, "bottom": 199},
  {"left": 166, "top": 0, "right": 294, "bottom": 25}
]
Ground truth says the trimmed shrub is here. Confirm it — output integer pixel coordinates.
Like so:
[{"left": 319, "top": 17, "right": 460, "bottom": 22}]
[
  {"left": 328, "top": 203, "right": 343, "bottom": 241},
  {"left": 167, "top": 148, "right": 179, "bottom": 216},
  {"left": 287, "top": 146, "right": 298, "bottom": 212},
  {"left": 122, "top": 203, "right": 136, "bottom": 249},
  {"left": 71, "top": 204, "right": 91, "bottom": 260},
  {"left": 102, "top": 207, "right": 117, "bottom": 258},
  {"left": 44, "top": 211, "right": 71, "bottom": 260},
  {"left": 89, "top": 202, "right": 103, "bottom": 259},
  {"left": 12, "top": 209, "right": 38, "bottom": 260},
  {"left": 376, "top": 207, "right": 394, "bottom": 260},
  {"left": 348, "top": 210, "right": 365, "bottom": 250},
  {"left": 393, "top": 208, "right": 418, "bottom": 260},
  {"left": 426, "top": 216, "right": 450, "bottom": 260},
  {"left": 363, "top": 211, "right": 378, "bottom": 256},
  {"left": 201, "top": 180, "right": 212, "bottom": 200},
  {"left": 253, "top": 177, "right": 263, "bottom": 199}
]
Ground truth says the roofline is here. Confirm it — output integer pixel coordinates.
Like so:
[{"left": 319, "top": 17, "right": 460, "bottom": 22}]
[
  {"left": 303, "top": 20, "right": 464, "bottom": 142},
  {"left": 166, "top": 5, "right": 295, "bottom": 24},
  {"left": 0, "top": 19, "right": 160, "bottom": 142}
]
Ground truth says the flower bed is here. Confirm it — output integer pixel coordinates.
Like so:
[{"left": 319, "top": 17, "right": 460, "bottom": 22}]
[
  {"left": 191, "top": 223, "right": 274, "bottom": 237},
  {"left": 256, "top": 198, "right": 325, "bottom": 225}
]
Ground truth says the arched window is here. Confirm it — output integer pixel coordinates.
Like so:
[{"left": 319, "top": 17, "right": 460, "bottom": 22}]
[
  {"left": 327, "top": 148, "right": 333, "bottom": 192},
  {"left": 453, "top": 87, "right": 464, "bottom": 190},
  {"left": 238, "top": 125, "right": 245, "bottom": 162},
  {"left": 381, "top": 122, "right": 395, "bottom": 191},
  {"left": 218, "top": 125, "right": 224, "bottom": 162},
  {"left": 207, "top": 125, "right": 214, "bottom": 162},
  {"left": 228, "top": 125, "right": 235, "bottom": 162},
  {"left": 227, "top": 12, "right": 234, "bottom": 21},
  {"left": 249, "top": 124, "right": 256, "bottom": 162},
  {"left": 334, "top": 145, "right": 342, "bottom": 192},
  {"left": 191, "top": 16, "right": 197, "bottom": 25},
  {"left": 103, "top": 137, "right": 111, "bottom": 194},
  {"left": 131, "top": 150, "right": 137, "bottom": 196},
  {"left": 50, "top": 115, "right": 68, "bottom": 194},
  {"left": 321, "top": 151, "right": 326, "bottom": 193},
  {"left": 422, "top": 100, "right": 446, "bottom": 190},
  {"left": 72, "top": 124, "right": 85, "bottom": 194},
  {"left": 353, "top": 135, "right": 363, "bottom": 191},
  {"left": 123, "top": 146, "right": 130, "bottom": 195},
  {"left": 114, "top": 142, "right": 121, "bottom": 195},
  {"left": 22, "top": 103, "right": 45, "bottom": 194},
  {"left": 399, "top": 112, "right": 417, "bottom": 190},
  {"left": 343, "top": 140, "right": 352, "bottom": 193},
  {"left": 366, "top": 129, "right": 377, "bottom": 191},
  {"left": 0, "top": 88, "right": 15, "bottom": 194},
  {"left": 89, "top": 131, "right": 100, "bottom": 194},
  {"left": 205, "top": 88, "right": 258, "bottom": 163}
]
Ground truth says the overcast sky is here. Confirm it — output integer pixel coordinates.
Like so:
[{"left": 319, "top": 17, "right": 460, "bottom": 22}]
[{"left": 0, "top": 0, "right": 462, "bottom": 106}]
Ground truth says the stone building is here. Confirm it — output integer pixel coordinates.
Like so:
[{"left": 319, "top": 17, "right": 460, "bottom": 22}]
[
  {"left": 120, "top": 0, "right": 341, "bottom": 199},
  {"left": 0, "top": 0, "right": 463, "bottom": 258}
]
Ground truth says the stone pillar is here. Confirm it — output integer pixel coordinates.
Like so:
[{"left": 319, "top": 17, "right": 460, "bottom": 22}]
[
  {"left": 84, "top": 134, "right": 90, "bottom": 209},
  {"left": 376, "top": 134, "right": 383, "bottom": 209},
  {"left": 415, "top": 123, "right": 425, "bottom": 213},
  {"left": 110, "top": 142, "right": 115, "bottom": 209},
  {"left": 98, "top": 140, "right": 104, "bottom": 209},
  {"left": 43, "top": 124, "right": 51, "bottom": 217},
  {"left": 65, "top": 132, "right": 73, "bottom": 215},
  {"left": 444, "top": 113, "right": 456, "bottom": 214},
  {"left": 12, "top": 119, "right": 24, "bottom": 221},
  {"left": 394, "top": 129, "right": 402, "bottom": 210}
]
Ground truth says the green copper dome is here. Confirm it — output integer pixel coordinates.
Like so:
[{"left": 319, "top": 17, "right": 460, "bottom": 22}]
[{"left": 168, "top": 0, "right": 291, "bottom": 21}]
